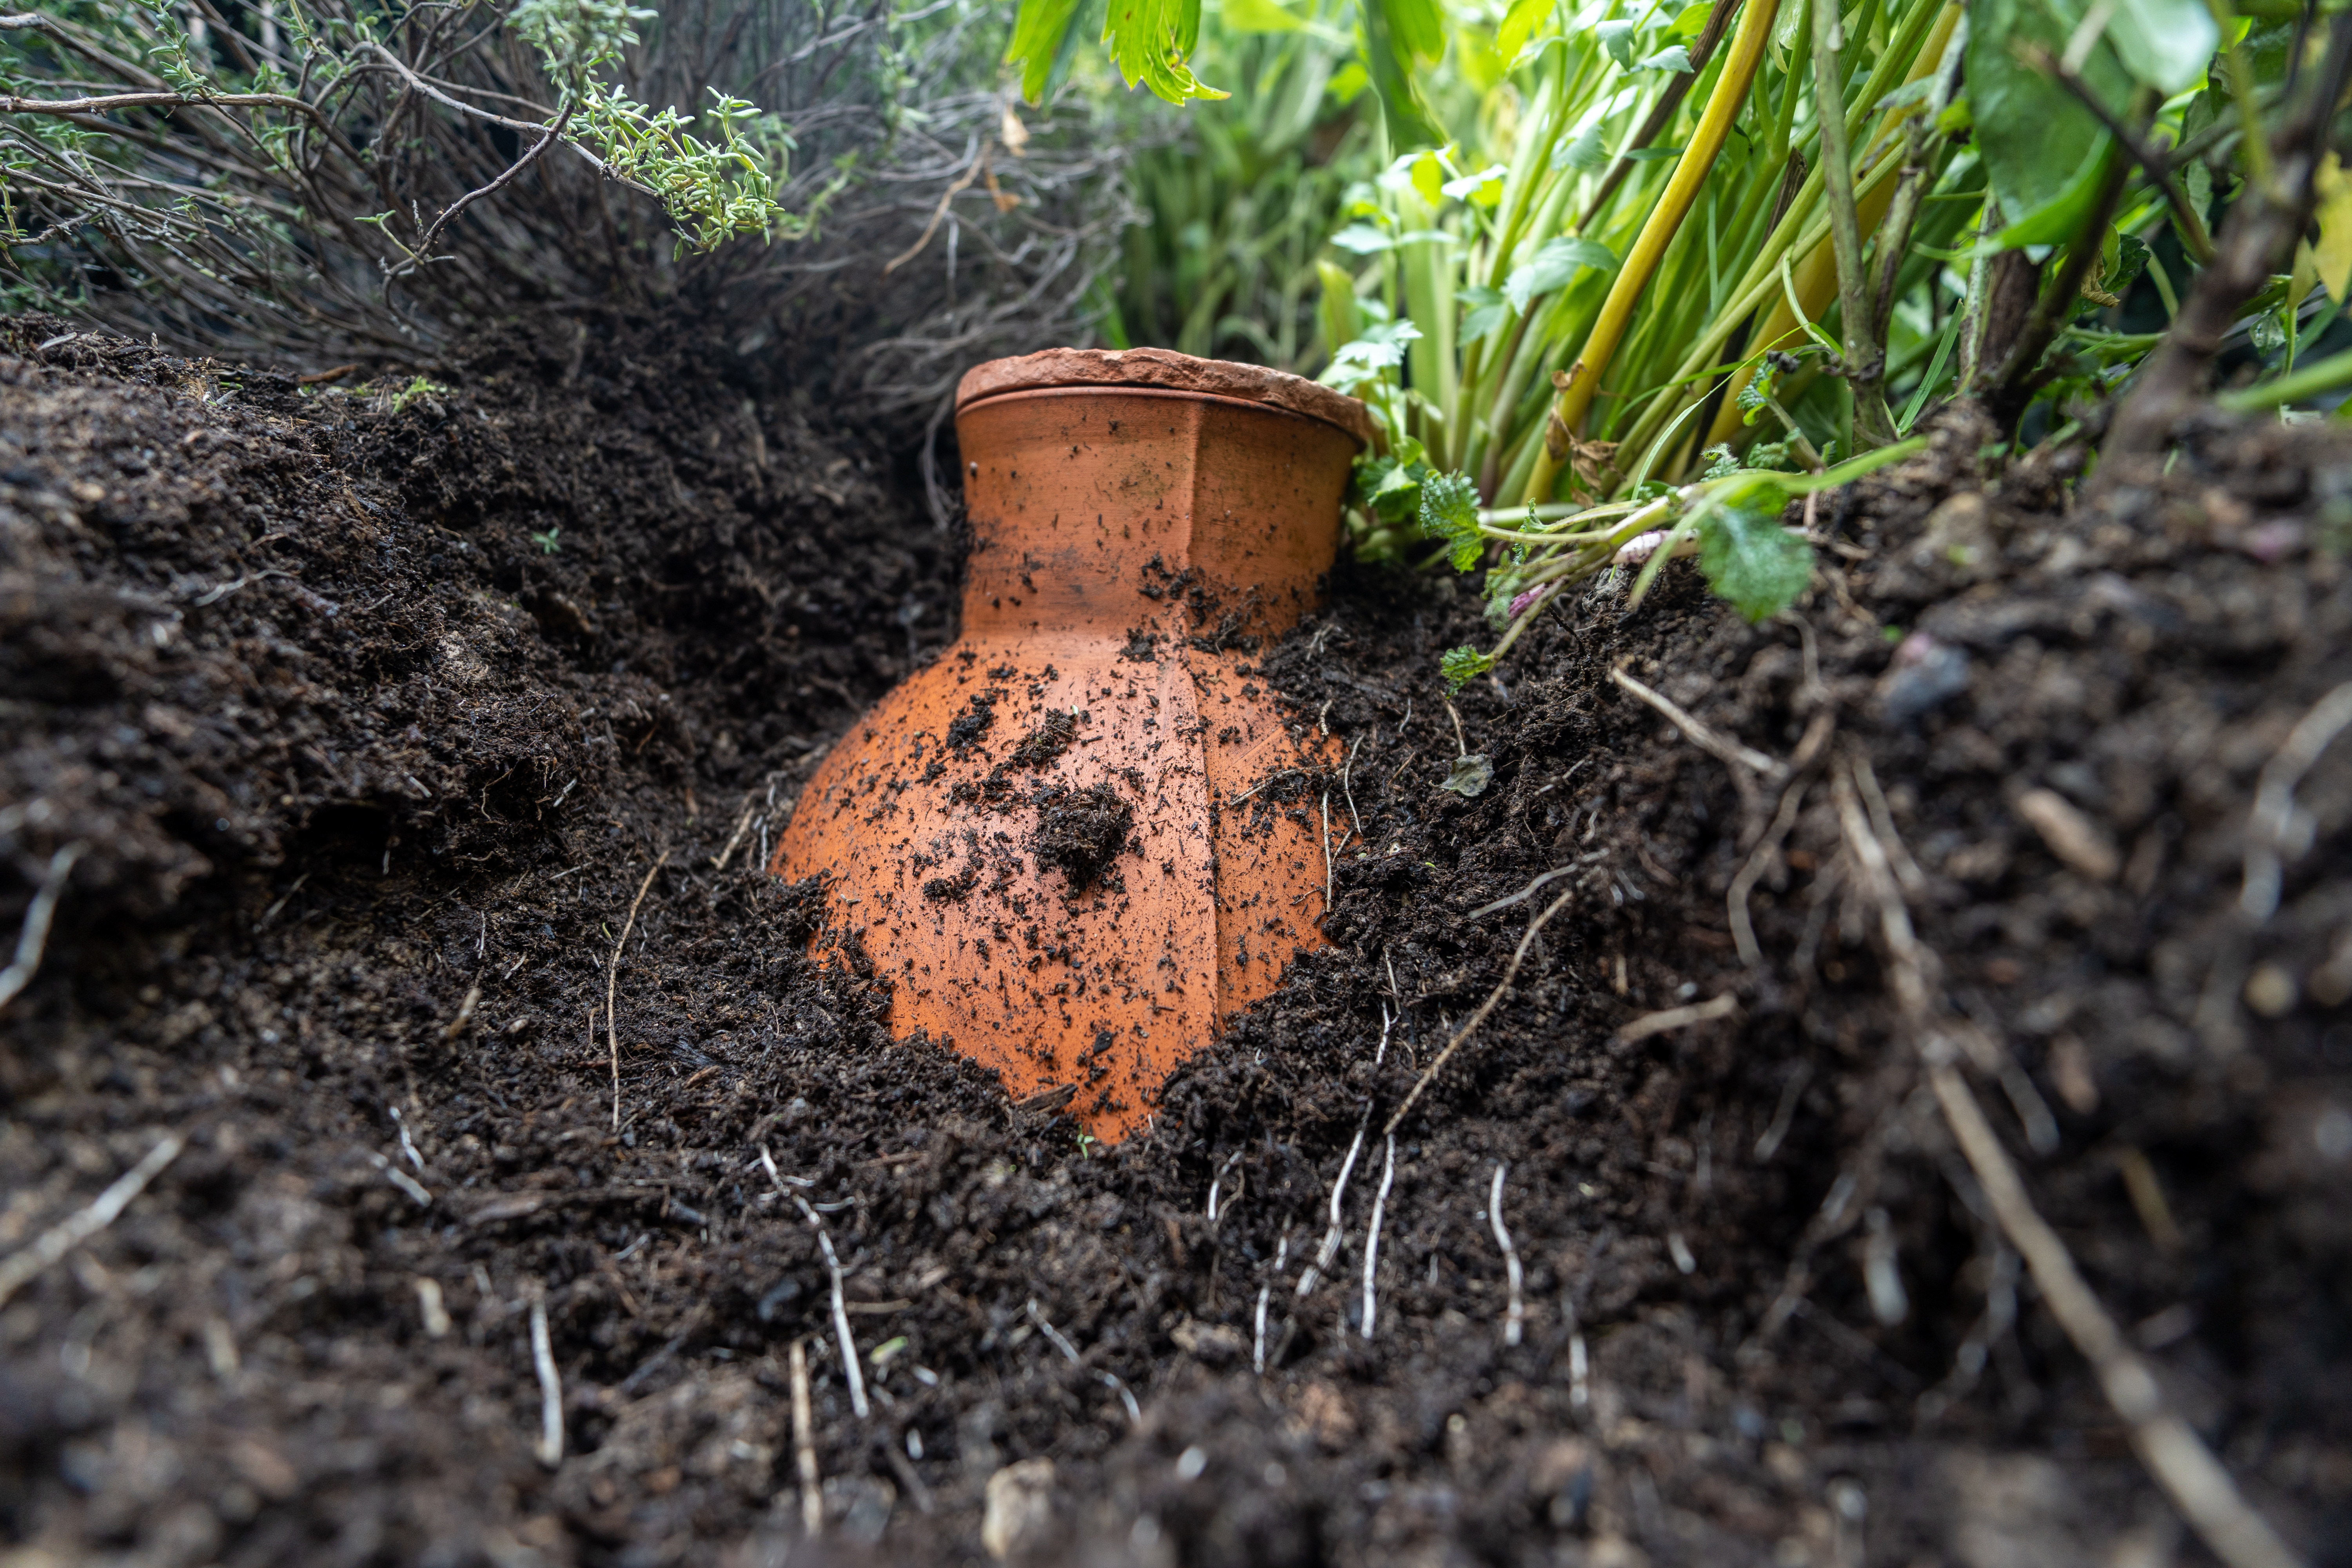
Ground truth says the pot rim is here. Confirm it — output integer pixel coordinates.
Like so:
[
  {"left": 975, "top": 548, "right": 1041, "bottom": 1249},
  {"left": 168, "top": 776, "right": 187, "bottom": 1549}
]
[{"left": 955, "top": 346, "right": 1375, "bottom": 448}]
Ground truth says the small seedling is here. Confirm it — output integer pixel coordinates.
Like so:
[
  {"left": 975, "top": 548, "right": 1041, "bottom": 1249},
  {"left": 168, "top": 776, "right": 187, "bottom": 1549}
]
[{"left": 532, "top": 527, "right": 563, "bottom": 555}]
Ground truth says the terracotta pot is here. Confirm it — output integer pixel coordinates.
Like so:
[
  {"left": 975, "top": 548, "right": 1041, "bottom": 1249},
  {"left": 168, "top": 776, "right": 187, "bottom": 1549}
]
[{"left": 771, "top": 348, "right": 1372, "bottom": 1140}]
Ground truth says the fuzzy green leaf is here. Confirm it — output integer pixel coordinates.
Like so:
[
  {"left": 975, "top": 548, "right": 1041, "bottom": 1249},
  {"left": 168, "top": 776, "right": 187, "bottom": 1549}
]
[
  {"left": 1441, "top": 645, "right": 1495, "bottom": 692},
  {"left": 1697, "top": 505, "right": 1813, "bottom": 624},
  {"left": 1418, "top": 470, "right": 1483, "bottom": 571}
]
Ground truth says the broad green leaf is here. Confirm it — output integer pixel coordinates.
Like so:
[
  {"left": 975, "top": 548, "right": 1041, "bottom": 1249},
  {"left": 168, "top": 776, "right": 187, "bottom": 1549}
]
[
  {"left": 1383, "top": 0, "right": 1447, "bottom": 64},
  {"left": 1441, "top": 163, "right": 1508, "bottom": 203},
  {"left": 1497, "top": 0, "right": 1553, "bottom": 65},
  {"left": 1102, "top": 0, "right": 1229, "bottom": 103},
  {"left": 1636, "top": 43, "right": 1693, "bottom": 71},
  {"left": 2315, "top": 154, "right": 2352, "bottom": 298},
  {"left": 1363, "top": 0, "right": 1448, "bottom": 148},
  {"left": 1667, "top": 1, "right": 1712, "bottom": 36},
  {"left": 1329, "top": 60, "right": 1372, "bottom": 101},
  {"left": 1418, "top": 469, "right": 1484, "bottom": 570},
  {"left": 1503, "top": 235, "right": 1618, "bottom": 311},
  {"left": 1331, "top": 221, "right": 1396, "bottom": 252},
  {"left": 2109, "top": 0, "right": 2218, "bottom": 93},
  {"left": 1316, "top": 259, "right": 1364, "bottom": 354},
  {"left": 1697, "top": 505, "right": 1813, "bottom": 623},
  {"left": 1221, "top": 0, "right": 1304, "bottom": 31},
  {"left": 1965, "top": 0, "right": 2130, "bottom": 234},
  {"left": 1999, "top": 142, "right": 2122, "bottom": 249},
  {"left": 1410, "top": 148, "right": 1447, "bottom": 205},
  {"left": 1005, "top": 0, "right": 1085, "bottom": 103}
]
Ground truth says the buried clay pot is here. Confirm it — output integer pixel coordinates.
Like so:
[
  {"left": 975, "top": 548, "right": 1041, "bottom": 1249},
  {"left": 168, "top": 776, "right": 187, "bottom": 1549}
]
[{"left": 771, "top": 348, "right": 1373, "bottom": 1139}]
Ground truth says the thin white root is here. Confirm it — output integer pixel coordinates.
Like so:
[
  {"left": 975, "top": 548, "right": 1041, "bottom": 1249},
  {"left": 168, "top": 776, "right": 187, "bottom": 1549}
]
[
  {"left": 1388, "top": 887, "right": 1578, "bottom": 1135},
  {"left": 790, "top": 1339, "right": 821, "bottom": 1538},
  {"left": 0, "top": 841, "right": 88, "bottom": 1015},
  {"left": 1612, "top": 992, "right": 1739, "bottom": 1046},
  {"left": 1361, "top": 1134, "right": 1397, "bottom": 1341},
  {"left": 1320, "top": 792, "right": 1336, "bottom": 915},
  {"left": 0, "top": 1131, "right": 183, "bottom": 1308},
  {"left": 1206, "top": 1149, "right": 1243, "bottom": 1223},
  {"left": 530, "top": 1296, "right": 564, "bottom": 1468},
  {"left": 1295, "top": 1127, "right": 1365, "bottom": 1298},
  {"left": 608, "top": 851, "right": 669, "bottom": 1131},
  {"left": 1254, "top": 1235, "right": 1288, "bottom": 1375},
  {"left": 1027, "top": 1300, "right": 1141, "bottom": 1425},
  {"left": 1610, "top": 666, "right": 1785, "bottom": 780},
  {"left": 1488, "top": 1163, "right": 1525, "bottom": 1348},
  {"left": 1469, "top": 863, "right": 1578, "bottom": 919},
  {"left": 2243, "top": 681, "right": 2352, "bottom": 921},
  {"left": 1837, "top": 762, "right": 2308, "bottom": 1568},
  {"left": 763, "top": 1144, "right": 867, "bottom": 1419}
]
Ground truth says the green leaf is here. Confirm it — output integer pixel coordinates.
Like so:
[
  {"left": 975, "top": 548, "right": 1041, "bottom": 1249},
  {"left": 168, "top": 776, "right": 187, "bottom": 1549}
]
[
  {"left": 1597, "top": 17, "right": 1636, "bottom": 67},
  {"left": 1697, "top": 505, "right": 1813, "bottom": 623},
  {"left": 1502, "top": 235, "right": 1617, "bottom": 312},
  {"left": 1497, "top": 0, "right": 1554, "bottom": 64},
  {"left": 1362, "top": 0, "right": 1448, "bottom": 149},
  {"left": 1221, "top": 0, "right": 1305, "bottom": 32},
  {"left": 1441, "top": 645, "right": 1496, "bottom": 692},
  {"left": 1418, "top": 469, "right": 1484, "bottom": 570},
  {"left": 1101, "top": 0, "right": 1229, "bottom": 103},
  {"left": 1636, "top": 43, "right": 1693, "bottom": 72},
  {"left": 2109, "top": 0, "right": 2218, "bottom": 93},
  {"left": 1965, "top": 0, "right": 2131, "bottom": 235},
  {"left": 1005, "top": 0, "right": 1085, "bottom": 103},
  {"left": 1553, "top": 123, "right": 1607, "bottom": 171},
  {"left": 1331, "top": 221, "right": 1395, "bottom": 252}
]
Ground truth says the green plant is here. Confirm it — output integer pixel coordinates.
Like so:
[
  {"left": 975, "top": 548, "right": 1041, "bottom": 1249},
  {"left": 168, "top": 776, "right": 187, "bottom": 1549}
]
[
  {"left": 1098, "top": 0, "right": 1379, "bottom": 370},
  {"left": 532, "top": 526, "right": 565, "bottom": 554},
  {"left": 1292, "top": 0, "right": 2349, "bottom": 677}
]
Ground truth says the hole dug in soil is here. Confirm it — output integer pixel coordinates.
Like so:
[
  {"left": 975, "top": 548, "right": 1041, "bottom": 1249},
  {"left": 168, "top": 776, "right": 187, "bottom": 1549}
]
[{"left": 2, "top": 316, "right": 2350, "bottom": 1568}]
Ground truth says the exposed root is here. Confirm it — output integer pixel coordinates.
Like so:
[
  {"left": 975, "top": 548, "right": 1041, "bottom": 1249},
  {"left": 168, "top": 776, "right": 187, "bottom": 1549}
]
[{"left": 1834, "top": 762, "right": 2309, "bottom": 1568}]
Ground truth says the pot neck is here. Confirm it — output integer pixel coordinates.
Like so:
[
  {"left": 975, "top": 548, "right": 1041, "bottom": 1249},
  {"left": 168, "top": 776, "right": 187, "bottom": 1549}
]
[{"left": 955, "top": 387, "right": 1354, "bottom": 648}]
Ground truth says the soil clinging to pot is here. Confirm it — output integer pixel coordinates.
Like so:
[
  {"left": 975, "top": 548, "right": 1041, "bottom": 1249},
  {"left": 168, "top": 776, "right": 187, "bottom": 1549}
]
[{"left": 3, "top": 318, "right": 2350, "bottom": 1568}]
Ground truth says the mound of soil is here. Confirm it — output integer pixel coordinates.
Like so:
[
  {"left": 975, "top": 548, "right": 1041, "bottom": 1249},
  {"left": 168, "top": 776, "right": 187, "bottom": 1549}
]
[{"left": 3, "top": 314, "right": 2349, "bottom": 1568}]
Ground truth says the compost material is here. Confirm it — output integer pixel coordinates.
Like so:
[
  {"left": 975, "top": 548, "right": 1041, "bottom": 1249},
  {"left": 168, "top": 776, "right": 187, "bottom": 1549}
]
[{"left": 3, "top": 316, "right": 2350, "bottom": 1568}]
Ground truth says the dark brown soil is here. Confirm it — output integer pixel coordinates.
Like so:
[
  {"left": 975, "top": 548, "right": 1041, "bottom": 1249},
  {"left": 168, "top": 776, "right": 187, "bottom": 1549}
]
[{"left": 4, "top": 314, "right": 2351, "bottom": 1568}]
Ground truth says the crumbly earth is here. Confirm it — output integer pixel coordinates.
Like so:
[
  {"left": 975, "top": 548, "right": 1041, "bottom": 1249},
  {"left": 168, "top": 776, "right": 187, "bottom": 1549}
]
[{"left": 2, "top": 314, "right": 2350, "bottom": 1568}]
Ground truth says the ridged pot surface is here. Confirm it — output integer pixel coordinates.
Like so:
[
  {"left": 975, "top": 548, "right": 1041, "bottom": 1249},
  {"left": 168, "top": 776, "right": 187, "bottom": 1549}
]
[{"left": 772, "top": 349, "right": 1368, "bottom": 1139}]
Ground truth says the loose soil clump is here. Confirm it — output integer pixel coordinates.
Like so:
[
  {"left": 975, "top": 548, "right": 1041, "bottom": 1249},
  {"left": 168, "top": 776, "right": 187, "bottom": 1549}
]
[
  {"left": 1028, "top": 783, "right": 1134, "bottom": 890},
  {"left": 3, "top": 316, "right": 2350, "bottom": 1568}
]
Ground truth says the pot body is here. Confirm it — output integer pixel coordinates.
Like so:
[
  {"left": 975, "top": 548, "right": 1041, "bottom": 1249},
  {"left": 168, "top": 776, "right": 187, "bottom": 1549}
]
[{"left": 773, "top": 350, "right": 1368, "bottom": 1139}]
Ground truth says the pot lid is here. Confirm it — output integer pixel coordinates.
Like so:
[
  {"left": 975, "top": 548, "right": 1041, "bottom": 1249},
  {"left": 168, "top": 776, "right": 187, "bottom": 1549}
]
[{"left": 956, "top": 347, "right": 1376, "bottom": 448}]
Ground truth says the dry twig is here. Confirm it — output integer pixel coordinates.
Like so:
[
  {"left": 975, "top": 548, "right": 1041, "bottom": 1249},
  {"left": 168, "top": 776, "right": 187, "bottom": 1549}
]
[{"left": 608, "top": 851, "right": 668, "bottom": 1130}]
